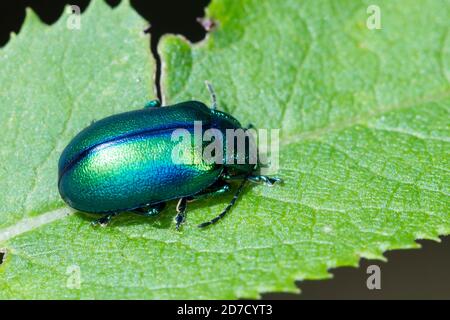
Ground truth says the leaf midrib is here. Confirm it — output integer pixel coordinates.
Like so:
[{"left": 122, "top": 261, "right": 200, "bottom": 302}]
[{"left": 281, "top": 88, "right": 450, "bottom": 146}]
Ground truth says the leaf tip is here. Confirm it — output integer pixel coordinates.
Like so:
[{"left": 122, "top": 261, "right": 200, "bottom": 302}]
[
  {"left": 358, "top": 250, "right": 388, "bottom": 262},
  {"left": 23, "top": 7, "right": 40, "bottom": 25}
]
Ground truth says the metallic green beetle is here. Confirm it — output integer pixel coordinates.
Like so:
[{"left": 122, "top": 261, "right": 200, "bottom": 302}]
[{"left": 58, "top": 83, "right": 281, "bottom": 229}]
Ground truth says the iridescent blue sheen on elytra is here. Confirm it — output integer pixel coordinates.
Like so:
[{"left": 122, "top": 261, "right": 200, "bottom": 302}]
[{"left": 58, "top": 101, "right": 242, "bottom": 213}]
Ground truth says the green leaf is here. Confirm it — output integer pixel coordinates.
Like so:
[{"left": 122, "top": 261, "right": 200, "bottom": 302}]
[{"left": 0, "top": 0, "right": 449, "bottom": 299}]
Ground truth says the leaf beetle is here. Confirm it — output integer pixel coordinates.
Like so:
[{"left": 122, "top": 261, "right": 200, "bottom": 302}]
[{"left": 58, "top": 82, "right": 282, "bottom": 229}]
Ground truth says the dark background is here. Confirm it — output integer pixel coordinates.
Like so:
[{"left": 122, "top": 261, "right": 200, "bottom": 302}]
[{"left": 0, "top": 0, "right": 448, "bottom": 300}]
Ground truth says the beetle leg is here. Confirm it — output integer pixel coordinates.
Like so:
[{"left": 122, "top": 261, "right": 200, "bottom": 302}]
[
  {"left": 187, "top": 180, "right": 231, "bottom": 202},
  {"left": 144, "top": 99, "right": 161, "bottom": 108},
  {"left": 175, "top": 197, "right": 188, "bottom": 230},
  {"left": 247, "top": 175, "right": 283, "bottom": 186},
  {"left": 198, "top": 177, "right": 248, "bottom": 228},
  {"left": 223, "top": 172, "right": 282, "bottom": 187},
  {"left": 131, "top": 202, "right": 166, "bottom": 217},
  {"left": 91, "top": 212, "right": 119, "bottom": 227}
]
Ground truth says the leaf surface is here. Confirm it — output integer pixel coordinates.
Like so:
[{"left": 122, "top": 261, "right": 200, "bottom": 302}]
[{"left": 0, "top": 0, "right": 449, "bottom": 299}]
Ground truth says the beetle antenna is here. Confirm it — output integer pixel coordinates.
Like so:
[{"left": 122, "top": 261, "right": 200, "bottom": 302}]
[
  {"left": 205, "top": 80, "right": 217, "bottom": 110},
  {"left": 198, "top": 176, "right": 248, "bottom": 228}
]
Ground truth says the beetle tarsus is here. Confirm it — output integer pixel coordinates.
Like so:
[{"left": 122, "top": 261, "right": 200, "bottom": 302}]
[
  {"left": 175, "top": 198, "right": 188, "bottom": 230},
  {"left": 144, "top": 99, "right": 161, "bottom": 108},
  {"left": 248, "top": 175, "right": 283, "bottom": 186},
  {"left": 91, "top": 213, "right": 118, "bottom": 227},
  {"left": 131, "top": 202, "right": 166, "bottom": 217}
]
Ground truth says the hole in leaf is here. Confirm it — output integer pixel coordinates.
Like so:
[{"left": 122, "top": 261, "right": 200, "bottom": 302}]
[{"left": 130, "top": 0, "right": 211, "bottom": 101}]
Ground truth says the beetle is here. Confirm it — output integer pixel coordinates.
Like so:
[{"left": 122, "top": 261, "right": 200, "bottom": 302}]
[{"left": 58, "top": 83, "right": 281, "bottom": 229}]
